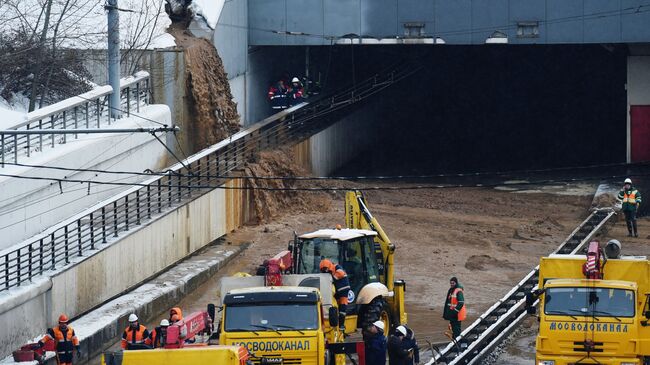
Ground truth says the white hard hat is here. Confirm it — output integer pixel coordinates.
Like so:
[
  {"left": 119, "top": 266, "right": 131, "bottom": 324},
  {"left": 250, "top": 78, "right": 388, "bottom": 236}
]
[
  {"left": 372, "top": 320, "right": 385, "bottom": 331},
  {"left": 625, "top": 178, "right": 632, "bottom": 184},
  {"left": 128, "top": 313, "right": 138, "bottom": 322},
  {"left": 160, "top": 319, "right": 170, "bottom": 327},
  {"left": 292, "top": 77, "right": 300, "bottom": 83},
  {"left": 396, "top": 325, "right": 407, "bottom": 336}
]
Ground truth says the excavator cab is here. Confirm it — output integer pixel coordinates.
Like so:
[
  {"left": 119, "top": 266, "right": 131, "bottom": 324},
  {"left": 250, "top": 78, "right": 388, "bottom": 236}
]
[{"left": 292, "top": 230, "right": 381, "bottom": 303}]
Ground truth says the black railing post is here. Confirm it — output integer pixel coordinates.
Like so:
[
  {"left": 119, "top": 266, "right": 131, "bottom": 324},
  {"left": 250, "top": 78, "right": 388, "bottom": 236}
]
[
  {"left": 90, "top": 213, "right": 95, "bottom": 250},
  {"left": 28, "top": 243, "right": 34, "bottom": 281},
  {"left": 147, "top": 185, "right": 151, "bottom": 219},
  {"left": 39, "top": 239, "right": 44, "bottom": 275},
  {"left": 187, "top": 163, "right": 192, "bottom": 198},
  {"left": 77, "top": 219, "right": 82, "bottom": 256},
  {"left": 16, "top": 248, "right": 21, "bottom": 286},
  {"left": 168, "top": 175, "right": 172, "bottom": 207},
  {"left": 64, "top": 226, "right": 70, "bottom": 264},
  {"left": 136, "top": 190, "right": 141, "bottom": 225},
  {"left": 113, "top": 201, "right": 118, "bottom": 237},
  {"left": 125, "top": 195, "right": 130, "bottom": 231},
  {"left": 177, "top": 174, "right": 181, "bottom": 202},
  {"left": 50, "top": 233, "right": 56, "bottom": 270},
  {"left": 102, "top": 207, "right": 107, "bottom": 243},
  {"left": 157, "top": 179, "right": 162, "bottom": 213}
]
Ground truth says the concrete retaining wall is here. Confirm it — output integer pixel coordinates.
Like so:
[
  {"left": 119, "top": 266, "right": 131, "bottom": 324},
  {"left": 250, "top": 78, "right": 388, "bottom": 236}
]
[
  {"left": 0, "top": 105, "right": 171, "bottom": 249},
  {"left": 0, "top": 178, "right": 252, "bottom": 358}
]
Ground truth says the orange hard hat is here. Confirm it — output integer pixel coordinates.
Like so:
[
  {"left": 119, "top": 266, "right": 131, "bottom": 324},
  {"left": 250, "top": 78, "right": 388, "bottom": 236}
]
[
  {"left": 171, "top": 314, "right": 180, "bottom": 322},
  {"left": 58, "top": 314, "right": 69, "bottom": 323},
  {"left": 319, "top": 259, "right": 333, "bottom": 272}
]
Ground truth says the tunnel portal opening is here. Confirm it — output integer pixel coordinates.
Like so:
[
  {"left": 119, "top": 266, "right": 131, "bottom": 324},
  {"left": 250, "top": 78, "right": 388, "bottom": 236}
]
[{"left": 308, "top": 44, "right": 628, "bottom": 176}]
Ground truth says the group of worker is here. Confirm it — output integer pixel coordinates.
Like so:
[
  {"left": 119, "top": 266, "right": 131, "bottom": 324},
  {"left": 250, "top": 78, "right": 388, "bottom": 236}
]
[
  {"left": 267, "top": 76, "right": 304, "bottom": 110},
  {"left": 121, "top": 307, "right": 185, "bottom": 350},
  {"left": 363, "top": 321, "right": 420, "bottom": 365},
  {"left": 320, "top": 257, "right": 466, "bottom": 365}
]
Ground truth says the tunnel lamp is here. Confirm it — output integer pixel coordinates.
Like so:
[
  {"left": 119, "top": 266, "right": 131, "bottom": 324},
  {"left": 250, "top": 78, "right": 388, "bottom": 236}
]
[
  {"left": 485, "top": 31, "right": 508, "bottom": 44},
  {"left": 434, "top": 37, "right": 446, "bottom": 44}
]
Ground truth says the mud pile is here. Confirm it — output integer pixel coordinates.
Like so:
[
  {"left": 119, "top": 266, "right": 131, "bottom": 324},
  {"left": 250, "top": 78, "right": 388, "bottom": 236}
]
[
  {"left": 243, "top": 149, "right": 330, "bottom": 224},
  {"left": 169, "top": 25, "right": 240, "bottom": 152}
]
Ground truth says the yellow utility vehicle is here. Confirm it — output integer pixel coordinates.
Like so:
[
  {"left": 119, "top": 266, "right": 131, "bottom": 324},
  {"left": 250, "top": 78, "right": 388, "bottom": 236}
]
[
  {"left": 287, "top": 191, "right": 406, "bottom": 332},
  {"left": 530, "top": 240, "right": 650, "bottom": 365},
  {"left": 218, "top": 274, "right": 352, "bottom": 365}
]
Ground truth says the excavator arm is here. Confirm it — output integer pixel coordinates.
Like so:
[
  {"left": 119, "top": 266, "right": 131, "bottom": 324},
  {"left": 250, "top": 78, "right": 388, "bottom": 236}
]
[{"left": 344, "top": 191, "right": 395, "bottom": 290}]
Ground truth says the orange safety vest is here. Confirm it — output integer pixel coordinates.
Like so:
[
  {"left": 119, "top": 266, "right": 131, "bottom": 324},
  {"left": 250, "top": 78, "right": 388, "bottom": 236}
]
[
  {"left": 121, "top": 325, "right": 149, "bottom": 350},
  {"left": 622, "top": 190, "right": 639, "bottom": 204},
  {"left": 449, "top": 288, "right": 466, "bottom": 321},
  {"left": 42, "top": 326, "right": 79, "bottom": 363}
]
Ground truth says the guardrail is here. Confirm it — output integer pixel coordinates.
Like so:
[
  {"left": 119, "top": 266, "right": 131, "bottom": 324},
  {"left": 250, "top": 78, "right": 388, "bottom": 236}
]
[
  {"left": 0, "top": 62, "right": 420, "bottom": 292},
  {"left": 0, "top": 72, "right": 150, "bottom": 166}
]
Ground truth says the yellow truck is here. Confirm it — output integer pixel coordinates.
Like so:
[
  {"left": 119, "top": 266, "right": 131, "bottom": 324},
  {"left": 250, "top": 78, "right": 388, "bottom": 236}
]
[
  {"left": 218, "top": 274, "right": 349, "bottom": 365},
  {"left": 531, "top": 241, "right": 650, "bottom": 365},
  {"left": 102, "top": 346, "right": 250, "bottom": 365}
]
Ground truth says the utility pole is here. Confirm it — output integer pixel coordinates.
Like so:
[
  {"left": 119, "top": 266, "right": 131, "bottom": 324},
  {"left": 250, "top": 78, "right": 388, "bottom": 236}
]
[{"left": 107, "top": 0, "right": 121, "bottom": 119}]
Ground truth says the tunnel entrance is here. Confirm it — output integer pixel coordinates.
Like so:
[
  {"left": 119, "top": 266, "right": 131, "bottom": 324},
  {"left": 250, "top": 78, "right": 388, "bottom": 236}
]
[{"left": 305, "top": 44, "right": 628, "bottom": 176}]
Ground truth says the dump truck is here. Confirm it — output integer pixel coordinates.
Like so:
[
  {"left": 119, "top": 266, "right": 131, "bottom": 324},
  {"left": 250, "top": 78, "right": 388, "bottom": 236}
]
[
  {"left": 218, "top": 273, "right": 357, "bottom": 365},
  {"left": 529, "top": 240, "right": 650, "bottom": 365},
  {"left": 280, "top": 191, "right": 406, "bottom": 333}
]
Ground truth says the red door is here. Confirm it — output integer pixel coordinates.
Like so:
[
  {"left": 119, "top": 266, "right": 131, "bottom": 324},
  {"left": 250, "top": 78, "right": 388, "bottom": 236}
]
[{"left": 631, "top": 106, "right": 650, "bottom": 163}]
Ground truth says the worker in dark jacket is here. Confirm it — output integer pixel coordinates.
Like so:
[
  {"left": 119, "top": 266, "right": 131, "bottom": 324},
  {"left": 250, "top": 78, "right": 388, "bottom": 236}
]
[
  {"left": 146, "top": 319, "right": 170, "bottom": 348},
  {"left": 399, "top": 325, "right": 419, "bottom": 365},
  {"left": 618, "top": 178, "right": 642, "bottom": 237},
  {"left": 268, "top": 80, "right": 288, "bottom": 110},
  {"left": 38, "top": 314, "right": 80, "bottom": 365},
  {"left": 287, "top": 77, "right": 304, "bottom": 106},
  {"left": 387, "top": 326, "right": 410, "bottom": 365},
  {"left": 320, "top": 258, "right": 352, "bottom": 330},
  {"left": 364, "top": 320, "right": 387, "bottom": 365},
  {"left": 443, "top": 276, "right": 466, "bottom": 338}
]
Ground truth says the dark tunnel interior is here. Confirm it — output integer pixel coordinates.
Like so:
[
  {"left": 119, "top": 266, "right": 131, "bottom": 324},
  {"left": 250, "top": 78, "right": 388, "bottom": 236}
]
[{"left": 307, "top": 44, "right": 628, "bottom": 176}]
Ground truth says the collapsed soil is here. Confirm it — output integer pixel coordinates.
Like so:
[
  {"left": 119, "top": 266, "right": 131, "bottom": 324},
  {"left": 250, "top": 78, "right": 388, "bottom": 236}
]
[
  {"left": 169, "top": 25, "right": 240, "bottom": 152},
  {"left": 242, "top": 149, "right": 331, "bottom": 224}
]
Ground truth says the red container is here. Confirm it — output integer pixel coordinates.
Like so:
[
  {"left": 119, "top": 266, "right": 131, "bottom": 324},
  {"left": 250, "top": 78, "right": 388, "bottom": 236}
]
[{"left": 12, "top": 349, "right": 35, "bottom": 362}]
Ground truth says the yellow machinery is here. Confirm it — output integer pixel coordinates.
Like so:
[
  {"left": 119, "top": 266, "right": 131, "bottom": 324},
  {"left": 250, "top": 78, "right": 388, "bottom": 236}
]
[
  {"left": 532, "top": 242, "right": 650, "bottom": 365},
  {"left": 218, "top": 274, "right": 349, "bottom": 365},
  {"left": 287, "top": 190, "right": 406, "bottom": 333},
  {"left": 102, "top": 346, "right": 250, "bottom": 365}
]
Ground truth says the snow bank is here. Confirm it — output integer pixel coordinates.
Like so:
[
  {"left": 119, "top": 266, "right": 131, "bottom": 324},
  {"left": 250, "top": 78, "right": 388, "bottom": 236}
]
[{"left": 190, "top": 0, "right": 225, "bottom": 29}]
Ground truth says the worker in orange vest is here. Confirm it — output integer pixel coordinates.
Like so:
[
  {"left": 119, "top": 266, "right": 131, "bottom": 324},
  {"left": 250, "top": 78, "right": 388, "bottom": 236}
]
[
  {"left": 38, "top": 314, "right": 80, "bottom": 365},
  {"left": 320, "top": 258, "right": 352, "bottom": 331},
  {"left": 121, "top": 314, "right": 150, "bottom": 350},
  {"left": 618, "top": 178, "right": 642, "bottom": 237},
  {"left": 443, "top": 276, "right": 466, "bottom": 338},
  {"left": 146, "top": 319, "right": 170, "bottom": 348}
]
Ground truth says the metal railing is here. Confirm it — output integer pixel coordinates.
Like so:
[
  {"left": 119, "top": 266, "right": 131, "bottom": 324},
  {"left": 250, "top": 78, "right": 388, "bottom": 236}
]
[
  {"left": 0, "top": 62, "right": 421, "bottom": 292},
  {"left": 0, "top": 72, "right": 150, "bottom": 166}
]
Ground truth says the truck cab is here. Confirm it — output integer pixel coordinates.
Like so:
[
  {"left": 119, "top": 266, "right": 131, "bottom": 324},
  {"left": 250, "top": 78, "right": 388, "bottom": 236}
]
[
  {"left": 535, "top": 254, "right": 650, "bottom": 365},
  {"left": 218, "top": 274, "right": 339, "bottom": 365}
]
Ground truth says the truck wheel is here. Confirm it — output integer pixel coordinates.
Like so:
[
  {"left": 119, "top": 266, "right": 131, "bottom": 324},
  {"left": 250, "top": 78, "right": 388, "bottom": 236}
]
[{"left": 362, "top": 297, "right": 393, "bottom": 333}]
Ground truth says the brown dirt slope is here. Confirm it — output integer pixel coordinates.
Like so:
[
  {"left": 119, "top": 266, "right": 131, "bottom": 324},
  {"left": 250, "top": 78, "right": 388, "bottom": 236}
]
[
  {"left": 170, "top": 26, "right": 240, "bottom": 151},
  {"left": 242, "top": 149, "right": 330, "bottom": 224}
]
